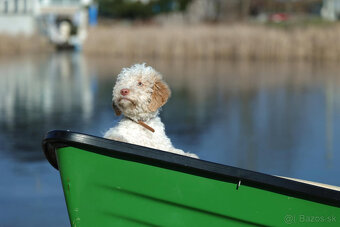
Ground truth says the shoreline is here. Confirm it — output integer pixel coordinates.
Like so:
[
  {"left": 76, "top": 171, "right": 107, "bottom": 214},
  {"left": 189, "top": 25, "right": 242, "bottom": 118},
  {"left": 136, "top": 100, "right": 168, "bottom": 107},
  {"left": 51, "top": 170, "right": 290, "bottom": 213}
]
[
  {"left": 83, "top": 23, "right": 340, "bottom": 61},
  {"left": 2, "top": 23, "right": 340, "bottom": 62},
  {"left": 0, "top": 34, "right": 53, "bottom": 55}
]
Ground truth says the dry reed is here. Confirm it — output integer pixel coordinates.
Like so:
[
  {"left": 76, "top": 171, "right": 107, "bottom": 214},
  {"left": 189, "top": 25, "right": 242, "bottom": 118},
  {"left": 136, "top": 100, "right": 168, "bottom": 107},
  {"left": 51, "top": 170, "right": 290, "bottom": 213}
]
[
  {"left": 84, "top": 24, "right": 340, "bottom": 61},
  {"left": 0, "top": 34, "right": 52, "bottom": 55}
]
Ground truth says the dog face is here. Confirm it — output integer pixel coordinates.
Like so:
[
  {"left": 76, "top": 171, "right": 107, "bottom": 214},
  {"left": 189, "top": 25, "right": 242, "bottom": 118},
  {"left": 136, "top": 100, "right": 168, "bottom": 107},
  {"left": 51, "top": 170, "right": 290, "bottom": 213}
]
[{"left": 112, "top": 64, "right": 171, "bottom": 121}]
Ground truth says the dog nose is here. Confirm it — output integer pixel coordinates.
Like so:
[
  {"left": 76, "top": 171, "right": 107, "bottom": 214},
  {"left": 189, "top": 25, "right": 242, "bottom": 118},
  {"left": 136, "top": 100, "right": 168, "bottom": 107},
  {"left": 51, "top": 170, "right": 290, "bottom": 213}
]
[{"left": 120, "top": 89, "right": 129, "bottom": 96}]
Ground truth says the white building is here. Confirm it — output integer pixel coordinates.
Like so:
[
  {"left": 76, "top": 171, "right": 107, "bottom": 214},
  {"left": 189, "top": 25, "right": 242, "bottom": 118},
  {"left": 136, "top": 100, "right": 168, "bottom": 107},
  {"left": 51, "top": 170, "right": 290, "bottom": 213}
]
[
  {"left": 321, "top": 0, "right": 340, "bottom": 21},
  {"left": 0, "top": 0, "right": 36, "bottom": 35},
  {"left": 0, "top": 0, "right": 92, "bottom": 46}
]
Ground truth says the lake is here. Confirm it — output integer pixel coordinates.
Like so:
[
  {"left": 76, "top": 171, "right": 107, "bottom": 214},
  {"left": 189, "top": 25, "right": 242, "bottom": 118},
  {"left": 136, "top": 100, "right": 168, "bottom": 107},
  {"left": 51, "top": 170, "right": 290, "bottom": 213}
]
[{"left": 0, "top": 52, "right": 339, "bottom": 226}]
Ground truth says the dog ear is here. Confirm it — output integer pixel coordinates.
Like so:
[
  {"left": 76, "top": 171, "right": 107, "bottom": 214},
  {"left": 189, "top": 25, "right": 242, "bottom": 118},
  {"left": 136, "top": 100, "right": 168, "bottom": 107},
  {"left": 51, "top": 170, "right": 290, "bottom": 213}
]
[
  {"left": 112, "top": 101, "right": 122, "bottom": 116},
  {"left": 148, "top": 80, "right": 171, "bottom": 112}
]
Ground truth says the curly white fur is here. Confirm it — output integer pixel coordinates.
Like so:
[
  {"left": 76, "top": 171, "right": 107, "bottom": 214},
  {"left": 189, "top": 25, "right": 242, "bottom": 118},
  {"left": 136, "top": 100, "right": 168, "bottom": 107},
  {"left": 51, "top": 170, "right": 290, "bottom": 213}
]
[{"left": 104, "top": 63, "right": 198, "bottom": 159}]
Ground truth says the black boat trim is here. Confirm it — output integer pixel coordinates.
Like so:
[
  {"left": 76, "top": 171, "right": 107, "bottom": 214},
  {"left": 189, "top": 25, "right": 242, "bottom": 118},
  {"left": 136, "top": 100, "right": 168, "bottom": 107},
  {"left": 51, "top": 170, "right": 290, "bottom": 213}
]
[{"left": 42, "top": 130, "right": 340, "bottom": 208}]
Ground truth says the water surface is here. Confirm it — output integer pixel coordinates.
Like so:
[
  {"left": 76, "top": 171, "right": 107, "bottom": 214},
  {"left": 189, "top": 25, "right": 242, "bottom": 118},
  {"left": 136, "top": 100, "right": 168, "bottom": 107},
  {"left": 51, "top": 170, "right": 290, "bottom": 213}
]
[{"left": 0, "top": 53, "right": 339, "bottom": 226}]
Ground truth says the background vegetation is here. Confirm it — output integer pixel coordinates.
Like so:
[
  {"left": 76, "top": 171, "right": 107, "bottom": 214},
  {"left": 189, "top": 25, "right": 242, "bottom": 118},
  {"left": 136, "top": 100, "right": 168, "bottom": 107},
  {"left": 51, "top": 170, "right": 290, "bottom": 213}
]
[{"left": 97, "top": 0, "right": 192, "bottom": 19}]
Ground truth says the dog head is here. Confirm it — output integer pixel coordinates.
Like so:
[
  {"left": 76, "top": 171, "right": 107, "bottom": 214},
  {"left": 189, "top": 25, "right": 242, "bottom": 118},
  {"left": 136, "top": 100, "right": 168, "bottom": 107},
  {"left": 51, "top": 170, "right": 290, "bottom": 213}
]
[{"left": 112, "top": 63, "right": 171, "bottom": 122}]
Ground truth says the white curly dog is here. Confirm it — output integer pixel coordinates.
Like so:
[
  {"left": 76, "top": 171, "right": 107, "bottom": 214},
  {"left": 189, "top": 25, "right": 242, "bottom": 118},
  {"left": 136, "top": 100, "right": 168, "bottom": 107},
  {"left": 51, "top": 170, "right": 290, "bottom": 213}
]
[{"left": 104, "top": 63, "right": 198, "bottom": 158}]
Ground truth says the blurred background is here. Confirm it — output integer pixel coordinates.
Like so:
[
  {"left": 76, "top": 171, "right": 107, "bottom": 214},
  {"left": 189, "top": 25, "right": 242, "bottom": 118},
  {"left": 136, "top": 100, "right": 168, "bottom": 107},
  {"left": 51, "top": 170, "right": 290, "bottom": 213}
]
[{"left": 0, "top": 0, "right": 340, "bottom": 226}]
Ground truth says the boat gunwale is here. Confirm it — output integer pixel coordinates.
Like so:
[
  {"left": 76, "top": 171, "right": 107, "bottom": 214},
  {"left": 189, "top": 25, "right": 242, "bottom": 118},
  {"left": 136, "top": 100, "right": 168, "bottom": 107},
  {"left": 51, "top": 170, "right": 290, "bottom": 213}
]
[{"left": 42, "top": 130, "right": 340, "bottom": 208}]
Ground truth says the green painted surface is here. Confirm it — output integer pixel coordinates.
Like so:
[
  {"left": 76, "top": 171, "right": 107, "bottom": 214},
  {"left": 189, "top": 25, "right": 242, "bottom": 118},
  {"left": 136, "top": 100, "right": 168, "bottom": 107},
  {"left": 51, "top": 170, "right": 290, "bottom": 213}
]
[{"left": 57, "top": 147, "right": 340, "bottom": 226}]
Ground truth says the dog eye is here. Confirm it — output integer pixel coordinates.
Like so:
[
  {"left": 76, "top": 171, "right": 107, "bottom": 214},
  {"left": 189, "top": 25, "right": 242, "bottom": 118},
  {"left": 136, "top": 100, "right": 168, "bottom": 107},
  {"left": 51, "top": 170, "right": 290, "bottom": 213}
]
[{"left": 137, "top": 82, "right": 143, "bottom": 86}]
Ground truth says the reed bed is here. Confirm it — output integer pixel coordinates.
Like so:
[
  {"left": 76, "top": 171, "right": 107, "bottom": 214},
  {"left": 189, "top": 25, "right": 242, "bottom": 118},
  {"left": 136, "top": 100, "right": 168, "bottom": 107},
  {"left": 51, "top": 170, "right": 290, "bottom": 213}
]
[
  {"left": 84, "top": 24, "right": 340, "bottom": 61},
  {"left": 0, "top": 34, "right": 52, "bottom": 55}
]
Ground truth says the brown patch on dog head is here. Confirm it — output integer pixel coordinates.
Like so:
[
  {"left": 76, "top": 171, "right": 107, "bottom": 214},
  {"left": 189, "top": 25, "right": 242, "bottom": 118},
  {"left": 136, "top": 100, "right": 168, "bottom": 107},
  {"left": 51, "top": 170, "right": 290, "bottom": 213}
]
[
  {"left": 148, "top": 80, "right": 171, "bottom": 112},
  {"left": 112, "top": 101, "right": 122, "bottom": 116}
]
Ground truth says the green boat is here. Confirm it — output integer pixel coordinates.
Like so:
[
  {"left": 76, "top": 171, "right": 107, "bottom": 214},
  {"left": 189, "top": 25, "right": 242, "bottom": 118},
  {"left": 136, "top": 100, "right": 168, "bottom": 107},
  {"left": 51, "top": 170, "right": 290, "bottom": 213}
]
[{"left": 43, "top": 130, "right": 340, "bottom": 226}]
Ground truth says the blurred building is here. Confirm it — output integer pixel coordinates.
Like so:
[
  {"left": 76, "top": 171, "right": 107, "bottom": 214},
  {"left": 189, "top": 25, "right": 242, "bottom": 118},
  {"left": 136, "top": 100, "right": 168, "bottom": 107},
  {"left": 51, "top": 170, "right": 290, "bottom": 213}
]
[
  {"left": 321, "top": 0, "right": 340, "bottom": 20},
  {"left": 0, "top": 0, "right": 95, "bottom": 47},
  {"left": 0, "top": 0, "right": 36, "bottom": 35}
]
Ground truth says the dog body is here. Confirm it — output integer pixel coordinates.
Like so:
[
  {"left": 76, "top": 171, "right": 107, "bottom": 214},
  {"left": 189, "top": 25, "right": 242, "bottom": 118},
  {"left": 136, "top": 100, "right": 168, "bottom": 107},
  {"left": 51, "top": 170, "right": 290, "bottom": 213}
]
[
  {"left": 104, "top": 116, "right": 187, "bottom": 155},
  {"left": 104, "top": 63, "right": 198, "bottom": 158}
]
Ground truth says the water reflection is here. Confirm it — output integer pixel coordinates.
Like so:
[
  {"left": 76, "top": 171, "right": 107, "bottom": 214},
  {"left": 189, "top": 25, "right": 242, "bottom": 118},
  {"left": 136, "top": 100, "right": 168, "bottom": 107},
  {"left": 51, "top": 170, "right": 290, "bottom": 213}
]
[
  {"left": 0, "top": 55, "right": 339, "bottom": 177},
  {"left": 0, "top": 53, "right": 94, "bottom": 124},
  {"left": 0, "top": 53, "right": 339, "bottom": 225},
  {"left": 0, "top": 53, "right": 96, "bottom": 161},
  {"left": 168, "top": 61, "right": 340, "bottom": 180}
]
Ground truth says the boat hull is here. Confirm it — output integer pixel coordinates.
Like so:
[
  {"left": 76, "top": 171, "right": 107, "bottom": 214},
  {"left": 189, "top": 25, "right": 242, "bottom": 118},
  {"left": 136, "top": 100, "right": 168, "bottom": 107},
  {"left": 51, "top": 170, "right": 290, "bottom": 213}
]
[{"left": 43, "top": 131, "right": 340, "bottom": 226}]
